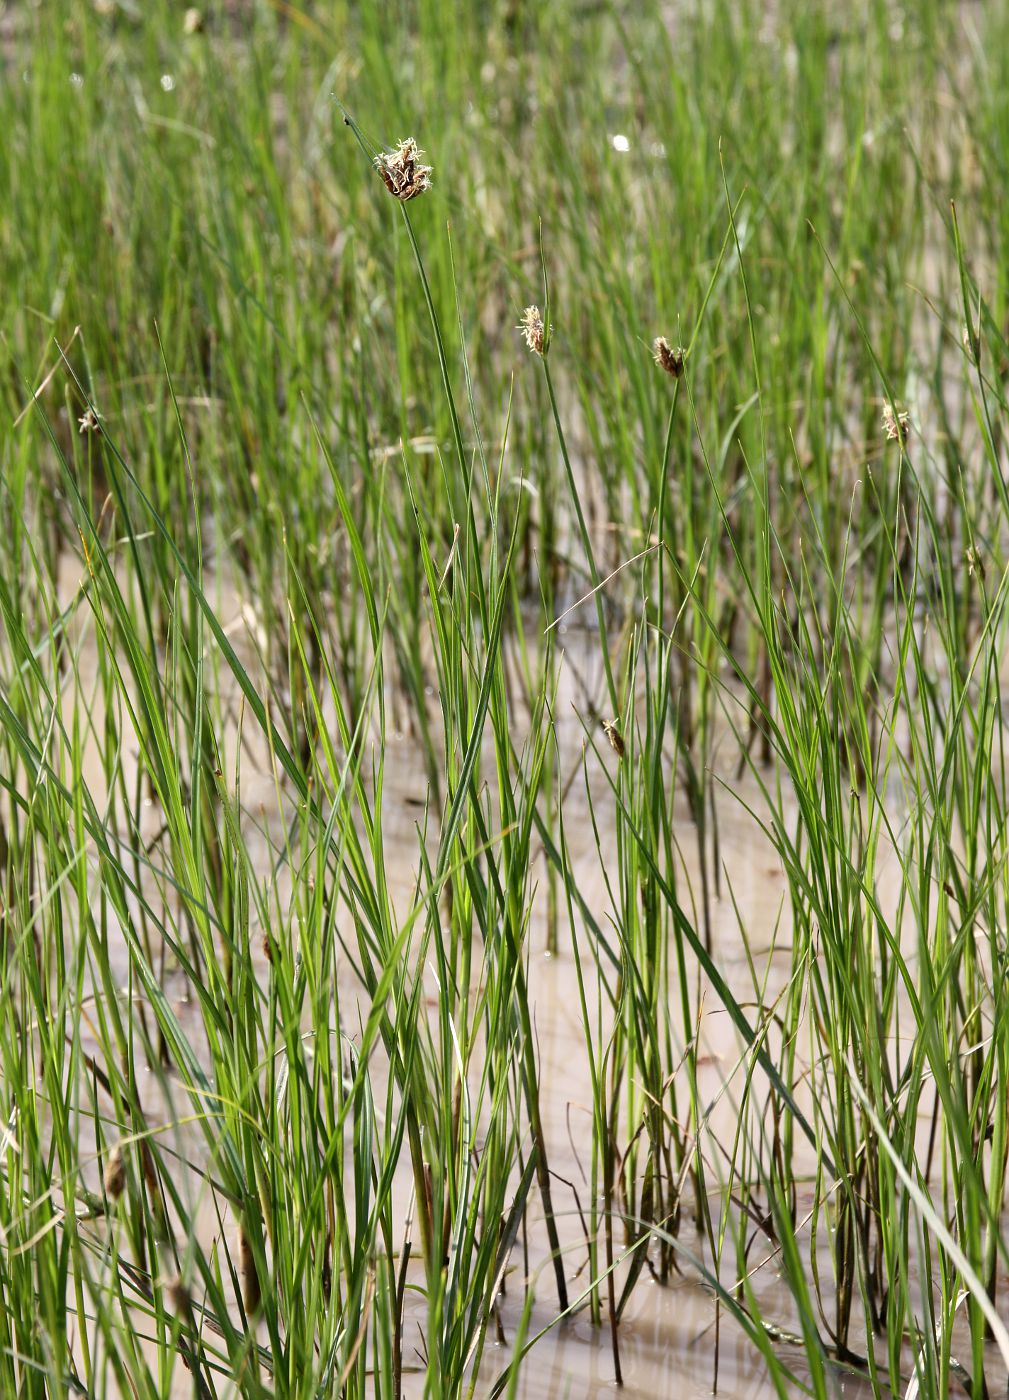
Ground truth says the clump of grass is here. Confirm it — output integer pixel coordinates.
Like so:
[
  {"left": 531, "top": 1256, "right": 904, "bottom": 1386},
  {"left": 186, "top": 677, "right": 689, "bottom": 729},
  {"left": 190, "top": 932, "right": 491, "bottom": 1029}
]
[{"left": 5, "top": 0, "right": 1009, "bottom": 1396}]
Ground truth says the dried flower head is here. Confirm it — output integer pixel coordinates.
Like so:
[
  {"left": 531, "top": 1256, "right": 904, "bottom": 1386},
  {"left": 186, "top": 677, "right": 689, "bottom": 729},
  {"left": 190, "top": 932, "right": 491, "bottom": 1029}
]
[
  {"left": 183, "top": 8, "right": 204, "bottom": 33},
  {"left": 652, "top": 337, "right": 684, "bottom": 378},
  {"left": 104, "top": 1143, "right": 125, "bottom": 1200},
  {"left": 882, "top": 402, "right": 910, "bottom": 443},
  {"left": 239, "top": 1221, "right": 262, "bottom": 1314},
  {"left": 140, "top": 1139, "right": 161, "bottom": 1213},
  {"left": 164, "top": 1273, "right": 192, "bottom": 1314},
  {"left": 78, "top": 407, "right": 101, "bottom": 435},
  {"left": 602, "top": 718, "right": 625, "bottom": 758},
  {"left": 518, "top": 306, "right": 545, "bottom": 356},
  {"left": 375, "top": 138, "right": 432, "bottom": 201}
]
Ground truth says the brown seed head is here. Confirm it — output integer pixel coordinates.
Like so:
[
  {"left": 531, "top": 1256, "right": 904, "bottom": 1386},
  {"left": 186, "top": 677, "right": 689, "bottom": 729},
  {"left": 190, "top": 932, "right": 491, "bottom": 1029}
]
[
  {"left": 239, "top": 1222, "right": 262, "bottom": 1314},
  {"left": 652, "top": 337, "right": 685, "bottom": 379},
  {"left": 164, "top": 1273, "right": 192, "bottom": 1313},
  {"left": 882, "top": 402, "right": 910, "bottom": 443},
  {"left": 104, "top": 1143, "right": 125, "bottom": 1200},
  {"left": 140, "top": 1140, "right": 162, "bottom": 1208},
  {"left": 519, "top": 306, "right": 545, "bottom": 356},
  {"left": 375, "top": 138, "right": 433, "bottom": 201},
  {"left": 602, "top": 719, "right": 625, "bottom": 759}
]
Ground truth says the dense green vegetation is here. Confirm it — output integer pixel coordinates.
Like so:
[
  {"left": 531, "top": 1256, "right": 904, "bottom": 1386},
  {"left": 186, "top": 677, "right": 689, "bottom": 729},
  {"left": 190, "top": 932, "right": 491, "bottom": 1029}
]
[{"left": 4, "top": 0, "right": 1009, "bottom": 1394}]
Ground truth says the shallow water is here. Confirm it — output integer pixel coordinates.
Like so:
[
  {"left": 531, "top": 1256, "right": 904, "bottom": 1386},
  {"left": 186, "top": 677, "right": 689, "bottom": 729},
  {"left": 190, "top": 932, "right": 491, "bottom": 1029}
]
[{"left": 46, "top": 557, "right": 1009, "bottom": 1397}]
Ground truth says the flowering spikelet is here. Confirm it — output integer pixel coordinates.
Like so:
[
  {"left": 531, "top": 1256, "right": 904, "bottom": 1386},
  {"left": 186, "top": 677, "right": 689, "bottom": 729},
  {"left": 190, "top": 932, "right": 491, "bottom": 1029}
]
[
  {"left": 882, "top": 402, "right": 910, "bottom": 443},
  {"left": 518, "top": 306, "right": 545, "bottom": 356},
  {"left": 78, "top": 407, "right": 101, "bottom": 435},
  {"left": 652, "top": 337, "right": 684, "bottom": 378},
  {"left": 375, "top": 138, "right": 432, "bottom": 201}
]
